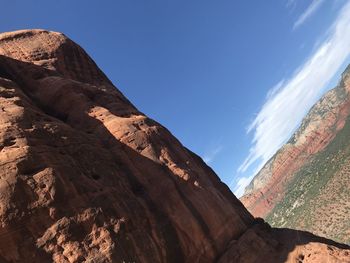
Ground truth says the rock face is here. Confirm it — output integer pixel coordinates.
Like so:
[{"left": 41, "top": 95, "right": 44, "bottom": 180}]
[
  {"left": 0, "top": 29, "right": 348, "bottom": 262},
  {"left": 241, "top": 66, "right": 350, "bottom": 245}
]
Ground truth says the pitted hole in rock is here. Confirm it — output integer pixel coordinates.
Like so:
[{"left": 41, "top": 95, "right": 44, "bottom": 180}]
[
  {"left": 3, "top": 136, "right": 16, "bottom": 147},
  {"left": 17, "top": 158, "right": 46, "bottom": 176},
  {"left": 0, "top": 64, "right": 14, "bottom": 81},
  {"left": 42, "top": 106, "right": 68, "bottom": 123},
  {"left": 21, "top": 166, "right": 46, "bottom": 176},
  {"left": 130, "top": 179, "right": 145, "bottom": 196},
  {"left": 0, "top": 136, "right": 16, "bottom": 151},
  {"left": 91, "top": 173, "right": 101, "bottom": 180},
  {"left": 0, "top": 89, "right": 15, "bottom": 99}
]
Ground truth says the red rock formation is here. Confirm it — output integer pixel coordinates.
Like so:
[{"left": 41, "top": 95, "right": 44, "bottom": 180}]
[
  {"left": 0, "top": 29, "right": 348, "bottom": 262},
  {"left": 241, "top": 64, "right": 350, "bottom": 244}
]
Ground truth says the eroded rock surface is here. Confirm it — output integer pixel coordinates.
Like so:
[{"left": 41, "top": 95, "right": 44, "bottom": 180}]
[{"left": 0, "top": 29, "right": 348, "bottom": 262}]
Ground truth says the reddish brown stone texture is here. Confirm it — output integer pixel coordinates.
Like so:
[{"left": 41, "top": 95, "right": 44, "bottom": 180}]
[{"left": 0, "top": 29, "right": 348, "bottom": 262}]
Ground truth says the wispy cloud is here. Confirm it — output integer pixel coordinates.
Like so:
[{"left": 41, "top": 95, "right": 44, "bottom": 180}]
[
  {"left": 235, "top": 1, "right": 350, "bottom": 197},
  {"left": 293, "top": 0, "right": 325, "bottom": 29},
  {"left": 203, "top": 145, "right": 223, "bottom": 164},
  {"left": 231, "top": 174, "right": 255, "bottom": 198}
]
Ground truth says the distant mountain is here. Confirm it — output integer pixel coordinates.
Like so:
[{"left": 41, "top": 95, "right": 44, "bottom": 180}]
[{"left": 241, "top": 65, "right": 350, "bottom": 244}]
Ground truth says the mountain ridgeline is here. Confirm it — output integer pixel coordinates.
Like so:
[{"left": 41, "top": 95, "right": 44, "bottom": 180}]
[{"left": 241, "top": 65, "right": 350, "bottom": 245}]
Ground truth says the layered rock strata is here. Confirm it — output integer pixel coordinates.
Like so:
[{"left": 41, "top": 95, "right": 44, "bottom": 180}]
[{"left": 241, "top": 65, "right": 350, "bottom": 244}]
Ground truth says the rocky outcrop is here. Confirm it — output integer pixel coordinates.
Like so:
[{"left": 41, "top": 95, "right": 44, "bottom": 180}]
[
  {"left": 241, "top": 65, "right": 350, "bottom": 244},
  {"left": 0, "top": 29, "right": 348, "bottom": 262}
]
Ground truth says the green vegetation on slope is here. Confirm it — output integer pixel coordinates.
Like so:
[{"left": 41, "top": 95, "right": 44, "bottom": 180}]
[{"left": 266, "top": 114, "right": 350, "bottom": 244}]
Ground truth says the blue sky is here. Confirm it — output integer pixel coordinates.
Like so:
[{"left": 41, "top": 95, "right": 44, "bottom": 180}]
[{"left": 1, "top": 0, "right": 350, "bottom": 197}]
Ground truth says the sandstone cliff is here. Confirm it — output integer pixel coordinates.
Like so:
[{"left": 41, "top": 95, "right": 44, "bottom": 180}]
[
  {"left": 241, "top": 65, "right": 350, "bottom": 245},
  {"left": 0, "top": 29, "right": 348, "bottom": 262}
]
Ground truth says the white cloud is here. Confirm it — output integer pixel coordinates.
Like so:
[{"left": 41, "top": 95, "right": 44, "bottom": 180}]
[
  {"left": 202, "top": 145, "right": 223, "bottom": 164},
  {"left": 232, "top": 159, "right": 267, "bottom": 198},
  {"left": 232, "top": 174, "right": 254, "bottom": 198},
  {"left": 236, "top": 1, "right": 350, "bottom": 194},
  {"left": 293, "top": 0, "right": 325, "bottom": 29}
]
